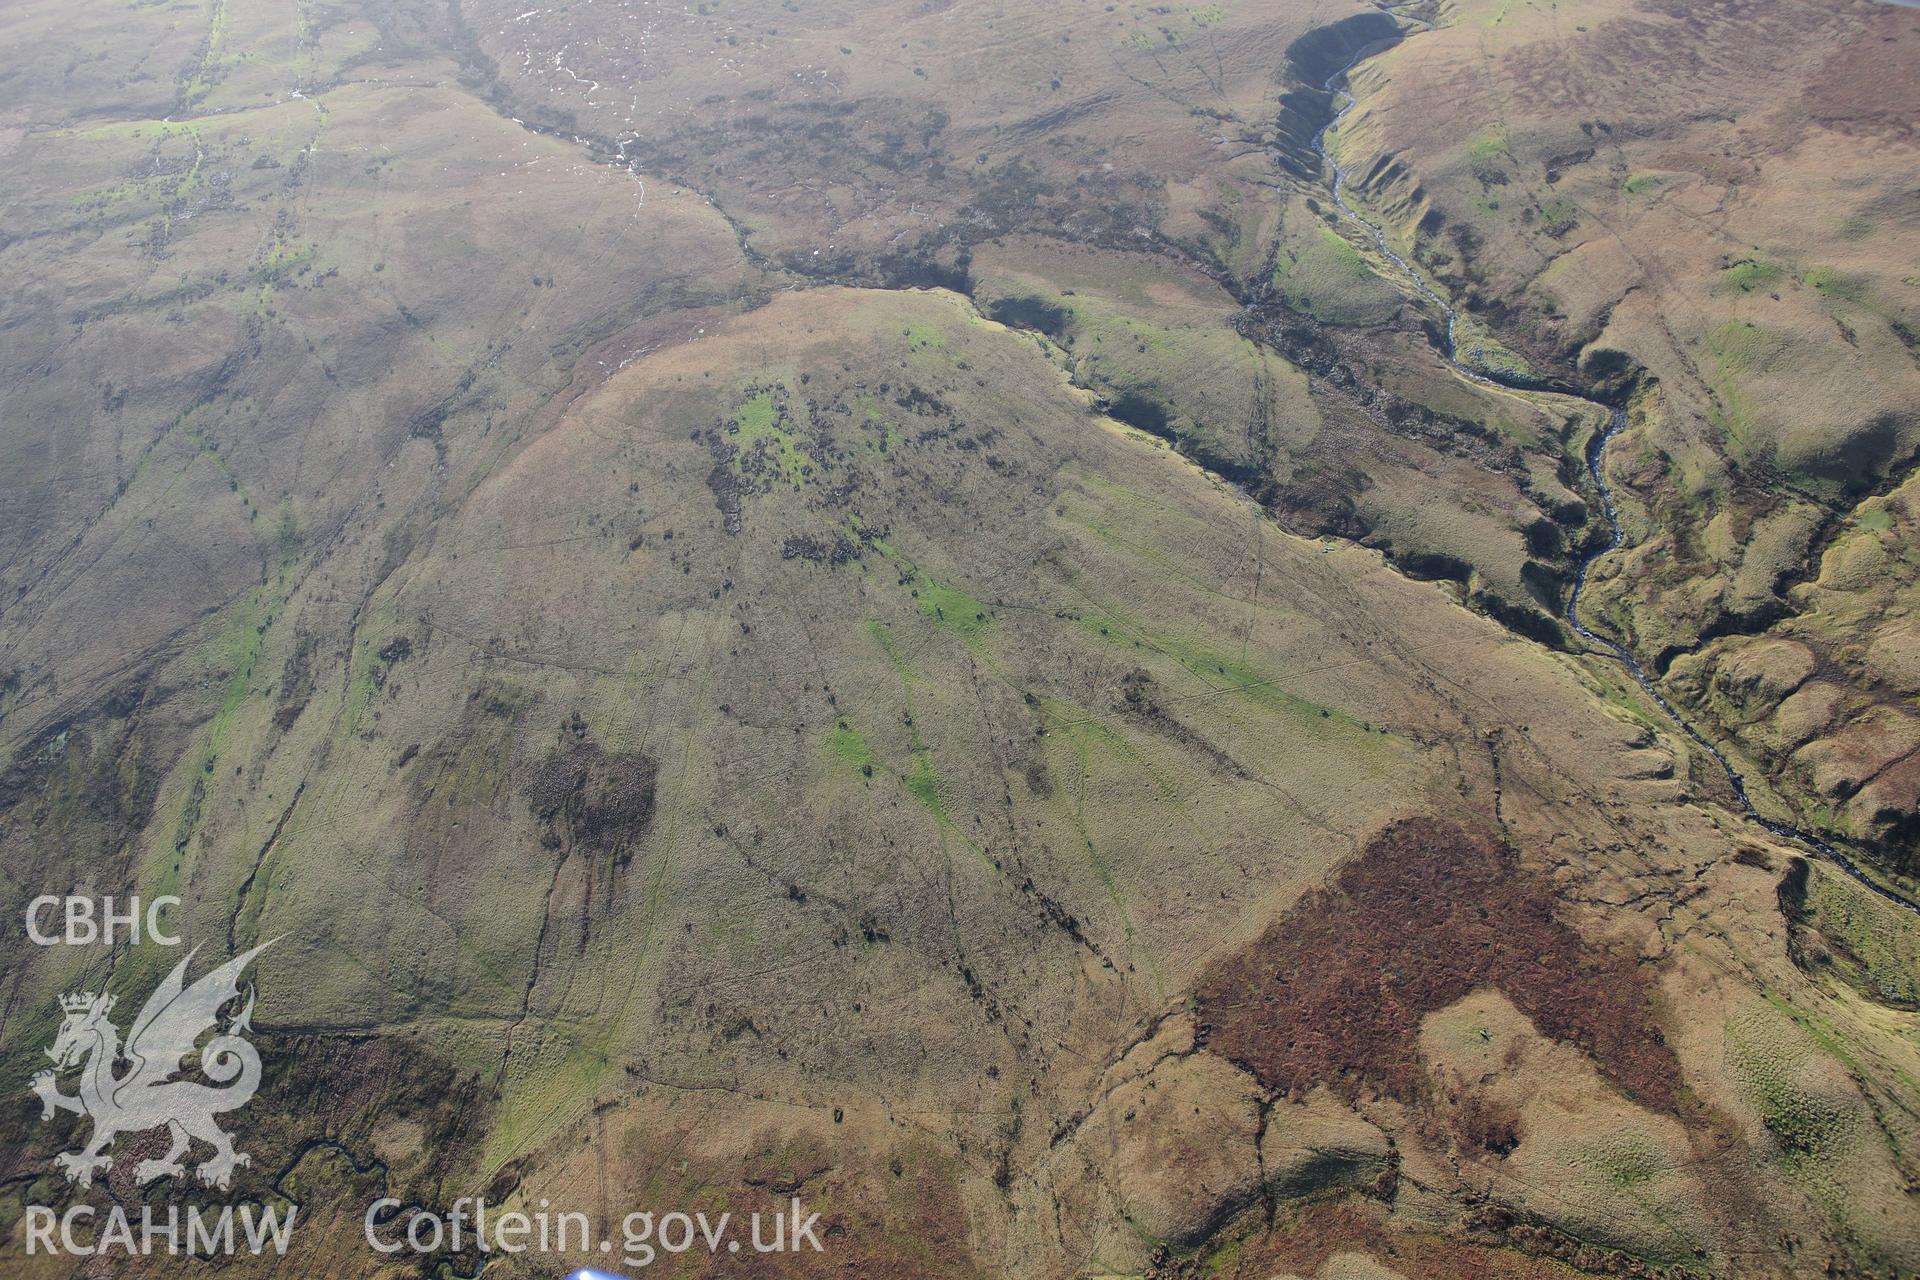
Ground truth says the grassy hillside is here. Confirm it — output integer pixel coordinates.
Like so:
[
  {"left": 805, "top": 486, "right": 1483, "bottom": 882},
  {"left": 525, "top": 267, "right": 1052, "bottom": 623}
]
[{"left": 0, "top": 1, "right": 1916, "bottom": 1277}]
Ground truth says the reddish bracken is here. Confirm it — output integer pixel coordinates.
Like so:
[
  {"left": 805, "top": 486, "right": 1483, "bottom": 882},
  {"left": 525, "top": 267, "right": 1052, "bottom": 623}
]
[{"left": 1193, "top": 816, "right": 1679, "bottom": 1112}]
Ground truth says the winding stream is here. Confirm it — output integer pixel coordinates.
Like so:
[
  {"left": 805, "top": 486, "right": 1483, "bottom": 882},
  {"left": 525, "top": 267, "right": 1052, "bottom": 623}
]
[{"left": 1308, "top": 32, "right": 1919, "bottom": 915}]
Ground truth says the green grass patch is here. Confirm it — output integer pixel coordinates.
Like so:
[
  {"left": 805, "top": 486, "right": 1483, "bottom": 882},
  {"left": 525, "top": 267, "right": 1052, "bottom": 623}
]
[
  {"left": 1178, "top": 644, "right": 1387, "bottom": 741},
  {"left": 1707, "top": 320, "right": 1788, "bottom": 375},
  {"left": 734, "top": 390, "right": 778, "bottom": 438},
  {"left": 904, "top": 750, "right": 943, "bottom": 816},
  {"left": 1727, "top": 1008, "right": 1856, "bottom": 1169},
  {"left": 729, "top": 389, "right": 807, "bottom": 484},
  {"left": 1272, "top": 226, "right": 1400, "bottom": 327},
  {"left": 871, "top": 540, "right": 994, "bottom": 652},
  {"left": 862, "top": 619, "right": 991, "bottom": 868},
  {"left": 1720, "top": 257, "right": 1783, "bottom": 294},
  {"left": 1536, "top": 197, "right": 1578, "bottom": 233},
  {"left": 1053, "top": 577, "right": 1393, "bottom": 750},
  {"left": 1802, "top": 871, "right": 1920, "bottom": 1005},
  {"left": 1465, "top": 129, "right": 1508, "bottom": 180},
  {"left": 825, "top": 721, "right": 876, "bottom": 773},
  {"left": 1595, "top": 1139, "right": 1660, "bottom": 1189},
  {"left": 1704, "top": 320, "right": 1788, "bottom": 460},
  {"left": 1803, "top": 265, "right": 1864, "bottom": 302},
  {"left": 914, "top": 579, "right": 992, "bottom": 647},
  {"left": 1319, "top": 227, "right": 1368, "bottom": 275}
]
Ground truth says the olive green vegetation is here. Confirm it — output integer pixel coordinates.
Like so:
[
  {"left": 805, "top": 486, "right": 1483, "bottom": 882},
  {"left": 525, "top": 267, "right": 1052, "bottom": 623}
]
[{"left": 1272, "top": 225, "right": 1403, "bottom": 326}]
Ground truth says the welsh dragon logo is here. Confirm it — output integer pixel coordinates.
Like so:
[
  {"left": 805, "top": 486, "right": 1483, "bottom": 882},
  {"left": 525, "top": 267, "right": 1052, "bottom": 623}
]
[{"left": 32, "top": 943, "right": 270, "bottom": 1191}]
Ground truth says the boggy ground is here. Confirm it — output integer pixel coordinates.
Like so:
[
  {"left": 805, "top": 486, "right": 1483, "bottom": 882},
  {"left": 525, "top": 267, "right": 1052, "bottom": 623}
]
[{"left": 0, "top": 1, "right": 1917, "bottom": 1278}]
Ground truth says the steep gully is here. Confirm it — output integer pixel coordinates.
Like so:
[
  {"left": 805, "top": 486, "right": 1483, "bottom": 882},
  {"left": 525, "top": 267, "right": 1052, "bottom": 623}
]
[{"left": 1307, "top": 28, "right": 1919, "bottom": 916}]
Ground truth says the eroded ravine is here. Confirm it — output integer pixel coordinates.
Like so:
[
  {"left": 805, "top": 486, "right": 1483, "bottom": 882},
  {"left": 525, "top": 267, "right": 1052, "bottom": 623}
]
[{"left": 1308, "top": 23, "right": 1920, "bottom": 916}]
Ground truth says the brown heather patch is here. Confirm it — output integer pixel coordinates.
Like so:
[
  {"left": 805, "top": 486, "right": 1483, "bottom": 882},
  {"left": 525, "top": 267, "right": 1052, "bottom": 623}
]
[{"left": 1193, "top": 817, "right": 1679, "bottom": 1112}]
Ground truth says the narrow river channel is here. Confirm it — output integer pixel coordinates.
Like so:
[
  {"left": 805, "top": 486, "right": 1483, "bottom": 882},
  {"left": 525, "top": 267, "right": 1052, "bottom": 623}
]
[{"left": 1308, "top": 25, "right": 1919, "bottom": 915}]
